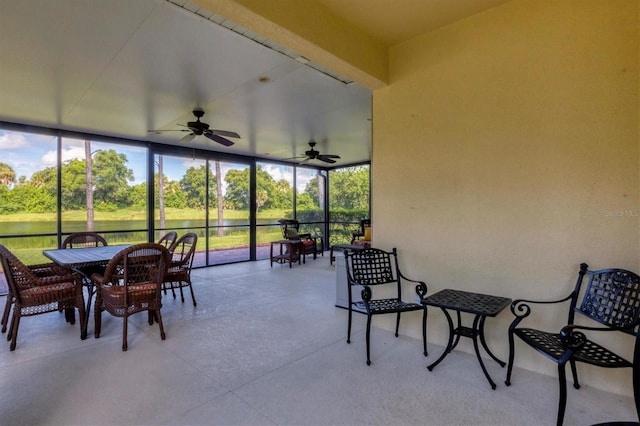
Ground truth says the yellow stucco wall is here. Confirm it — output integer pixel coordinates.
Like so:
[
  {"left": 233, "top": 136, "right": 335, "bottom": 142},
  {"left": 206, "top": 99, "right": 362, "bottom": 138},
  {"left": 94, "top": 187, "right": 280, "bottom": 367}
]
[{"left": 373, "top": 0, "right": 639, "bottom": 395}]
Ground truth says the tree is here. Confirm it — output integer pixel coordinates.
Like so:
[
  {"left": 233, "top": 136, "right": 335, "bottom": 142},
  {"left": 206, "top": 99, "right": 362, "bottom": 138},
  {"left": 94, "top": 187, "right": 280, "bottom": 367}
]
[
  {"left": 157, "top": 155, "right": 165, "bottom": 229},
  {"left": 0, "top": 162, "right": 15, "bottom": 187},
  {"left": 215, "top": 161, "right": 224, "bottom": 237},
  {"left": 224, "top": 168, "right": 250, "bottom": 210},
  {"left": 329, "top": 166, "right": 369, "bottom": 210},
  {"left": 30, "top": 165, "right": 57, "bottom": 196},
  {"left": 130, "top": 182, "right": 148, "bottom": 209},
  {"left": 180, "top": 165, "right": 215, "bottom": 209},
  {"left": 61, "top": 159, "right": 89, "bottom": 210},
  {"left": 163, "top": 181, "right": 186, "bottom": 208},
  {"left": 85, "top": 140, "right": 94, "bottom": 231},
  {"left": 224, "top": 166, "right": 291, "bottom": 212},
  {"left": 92, "top": 149, "right": 134, "bottom": 209}
]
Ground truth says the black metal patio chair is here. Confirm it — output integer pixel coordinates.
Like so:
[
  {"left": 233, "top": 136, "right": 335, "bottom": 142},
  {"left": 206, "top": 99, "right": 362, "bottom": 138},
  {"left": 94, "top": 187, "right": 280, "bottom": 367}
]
[
  {"left": 344, "top": 247, "right": 428, "bottom": 365},
  {"left": 505, "top": 263, "right": 640, "bottom": 425}
]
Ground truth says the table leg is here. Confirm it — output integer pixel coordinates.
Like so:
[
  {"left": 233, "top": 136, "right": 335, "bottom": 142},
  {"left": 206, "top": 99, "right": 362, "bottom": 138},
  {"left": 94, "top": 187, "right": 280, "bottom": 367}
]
[
  {"left": 270, "top": 242, "right": 274, "bottom": 267},
  {"left": 82, "top": 281, "right": 94, "bottom": 339},
  {"left": 451, "top": 311, "right": 463, "bottom": 351},
  {"left": 478, "top": 315, "right": 506, "bottom": 367},
  {"left": 427, "top": 308, "right": 455, "bottom": 371},
  {"left": 471, "top": 315, "right": 497, "bottom": 390}
]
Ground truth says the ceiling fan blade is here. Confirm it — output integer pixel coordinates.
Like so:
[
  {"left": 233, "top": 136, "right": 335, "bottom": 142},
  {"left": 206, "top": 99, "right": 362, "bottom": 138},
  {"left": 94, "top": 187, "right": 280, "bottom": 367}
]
[
  {"left": 148, "top": 129, "right": 190, "bottom": 134},
  {"left": 208, "top": 129, "right": 240, "bottom": 138},
  {"left": 205, "top": 133, "right": 235, "bottom": 146},
  {"left": 317, "top": 155, "right": 337, "bottom": 164},
  {"left": 179, "top": 133, "right": 196, "bottom": 144}
]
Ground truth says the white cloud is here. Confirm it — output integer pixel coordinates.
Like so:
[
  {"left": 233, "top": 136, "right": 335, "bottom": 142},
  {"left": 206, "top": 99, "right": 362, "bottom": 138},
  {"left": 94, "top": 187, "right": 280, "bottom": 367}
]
[
  {"left": 0, "top": 132, "right": 29, "bottom": 149},
  {"left": 41, "top": 145, "right": 85, "bottom": 167}
]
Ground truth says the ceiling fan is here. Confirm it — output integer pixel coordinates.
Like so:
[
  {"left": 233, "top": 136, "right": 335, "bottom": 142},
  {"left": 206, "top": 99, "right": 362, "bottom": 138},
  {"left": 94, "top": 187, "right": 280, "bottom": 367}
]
[
  {"left": 288, "top": 141, "right": 341, "bottom": 164},
  {"left": 149, "top": 109, "right": 240, "bottom": 146}
]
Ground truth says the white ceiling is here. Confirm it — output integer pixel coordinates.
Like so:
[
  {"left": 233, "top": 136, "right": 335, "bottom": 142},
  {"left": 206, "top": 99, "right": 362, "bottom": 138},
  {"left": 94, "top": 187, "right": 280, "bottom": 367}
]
[{"left": 0, "top": 0, "right": 509, "bottom": 166}]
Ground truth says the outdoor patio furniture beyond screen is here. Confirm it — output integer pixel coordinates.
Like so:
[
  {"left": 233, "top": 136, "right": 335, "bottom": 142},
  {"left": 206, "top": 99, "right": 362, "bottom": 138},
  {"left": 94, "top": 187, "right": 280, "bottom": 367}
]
[{"left": 278, "top": 219, "right": 321, "bottom": 260}]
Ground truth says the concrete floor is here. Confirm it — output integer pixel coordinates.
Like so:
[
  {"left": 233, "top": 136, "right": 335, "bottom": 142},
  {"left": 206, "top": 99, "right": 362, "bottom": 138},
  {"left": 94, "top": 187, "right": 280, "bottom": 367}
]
[{"left": 0, "top": 256, "right": 636, "bottom": 425}]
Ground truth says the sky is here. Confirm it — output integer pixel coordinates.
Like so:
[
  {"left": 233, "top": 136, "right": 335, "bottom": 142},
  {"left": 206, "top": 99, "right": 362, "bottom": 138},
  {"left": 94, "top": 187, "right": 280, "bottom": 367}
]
[{"left": 0, "top": 129, "right": 315, "bottom": 190}]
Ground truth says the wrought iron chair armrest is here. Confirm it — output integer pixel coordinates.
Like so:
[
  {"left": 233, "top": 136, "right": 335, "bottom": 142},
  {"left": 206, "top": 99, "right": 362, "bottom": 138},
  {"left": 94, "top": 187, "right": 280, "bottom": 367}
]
[
  {"left": 509, "top": 293, "right": 575, "bottom": 318},
  {"left": 559, "top": 319, "right": 640, "bottom": 349},
  {"left": 558, "top": 325, "right": 589, "bottom": 350},
  {"left": 507, "top": 294, "right": 575, "bottom": 331},
  {"left": 347, "top": 279, "right": 371, "bottom": 302},
  {"left": 360, "top": 285, "right": 372, "bottom": 302},
  {"left": 397, "top": 271, "right": 428, "bottom": 300}
]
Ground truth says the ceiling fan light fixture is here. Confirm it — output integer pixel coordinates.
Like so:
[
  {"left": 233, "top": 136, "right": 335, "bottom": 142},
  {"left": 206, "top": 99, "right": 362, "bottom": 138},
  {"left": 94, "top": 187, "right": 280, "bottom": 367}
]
[{"left": 148, "top": 109, "right": 240, "bottom": 147}]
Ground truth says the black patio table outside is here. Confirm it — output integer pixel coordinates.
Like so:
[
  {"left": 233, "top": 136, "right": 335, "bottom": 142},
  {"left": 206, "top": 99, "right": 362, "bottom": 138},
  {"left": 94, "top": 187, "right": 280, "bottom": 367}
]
[
  {"left": 422, "top": 288, "right": 512, "bottom": 389},
  {"left": 43, "top": 244, "right": 131, "bottom": 339}
]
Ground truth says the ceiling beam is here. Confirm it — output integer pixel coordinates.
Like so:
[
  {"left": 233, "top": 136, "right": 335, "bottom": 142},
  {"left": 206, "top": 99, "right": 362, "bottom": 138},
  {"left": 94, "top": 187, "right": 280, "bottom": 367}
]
[{"left": 191, "top": 0, "right": 389, "bottom": 90}]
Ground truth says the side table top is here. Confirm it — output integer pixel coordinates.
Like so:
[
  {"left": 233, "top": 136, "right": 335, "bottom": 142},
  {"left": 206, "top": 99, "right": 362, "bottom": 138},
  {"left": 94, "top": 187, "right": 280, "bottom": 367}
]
[{"left": 423, "top": 288, "right": 511, "bottom": 317}]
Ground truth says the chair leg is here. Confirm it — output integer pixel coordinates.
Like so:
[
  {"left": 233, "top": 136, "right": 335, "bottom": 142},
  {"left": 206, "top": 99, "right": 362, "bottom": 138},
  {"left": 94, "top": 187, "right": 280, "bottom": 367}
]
[
  {"left": 634, "top": 365, "right": 640, "bottom": 423},
  {"left": 1, "top": 295, "right": 12, "bottom": 333},
  {"left": 94, "top": 305, "right": 102, "bottom": 338},
  {"left": 9, "top": 314, "right": 20, "bottom": 351},
  {"left": 422, "top": 307, "right": 428, "bottom": 356},
  {"left": 394, "top": 312, "right": 401, "bottom": 337},
  {"left": 122, "top": 316, "right": 128, "bottom": 351},
  {"left": 569, "top": 360, "right": 580, "bottom": 389},
  {"left": 188, "top": 282, "right": 197, "bottom": 307},
  {"left": 505, "top": 331, "right": 516, "bottom": 386},
  {"left": 347, "top": 306, "right": 352, "bottom": 344},
  {"left": 178, "top": 283, "right": 185, "bottom": 303},
  {"left": 557, "top": 363, "right": 568, "bottom": 426},
  {"left": 64, "top": 307, "right": 75, "bottom": 324},
  {"left": 155, "top": 309, "right": 166, "bottom": 340},
  {"left": 365, "top": 314, "right": 372, "bottom": 366}
]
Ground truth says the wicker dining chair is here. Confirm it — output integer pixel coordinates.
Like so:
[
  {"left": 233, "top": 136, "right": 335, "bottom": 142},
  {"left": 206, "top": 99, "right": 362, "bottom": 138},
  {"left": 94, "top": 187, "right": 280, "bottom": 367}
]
[
  {"left": 157, "top": 231, "right": 178, "bottom": 249},
  {"left": 163, "top": 233, "right": 198, "bottom": 306},
  {"left": 0, "top": 244, "right": 85, "bottom": 350},
  {"left": 91, "top": 243, "right": 170, "bottom": 351},
  {"left": 61, "top": 232, "right": 108, "bottom": 249}
]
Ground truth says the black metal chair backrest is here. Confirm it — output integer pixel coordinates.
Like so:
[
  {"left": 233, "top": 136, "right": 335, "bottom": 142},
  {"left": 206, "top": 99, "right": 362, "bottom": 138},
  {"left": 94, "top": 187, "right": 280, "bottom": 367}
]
[
  {"left": 61, "top": 232, "right": 108, "bottom": 249},
  {"left": 573, "top": 264, "right": 640, "bottom": 335},
  {"left": 345, "top": 247, "right": 398, "bottom": 288}
]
